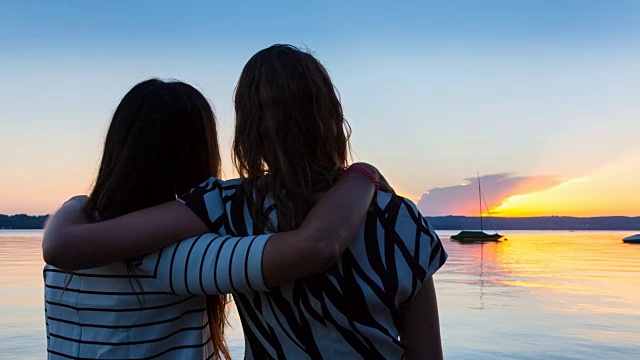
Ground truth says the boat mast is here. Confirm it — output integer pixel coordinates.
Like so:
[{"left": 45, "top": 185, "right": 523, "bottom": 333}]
[{"left": 478, "top": 172, "right": 483, "bottom": 231}]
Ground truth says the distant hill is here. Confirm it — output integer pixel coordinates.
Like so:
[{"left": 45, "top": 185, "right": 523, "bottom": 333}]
[
  {"left": 2, "top": 214, "right": 640, "bottom": 231},
  {"left": 426, "top": 216, "right": 640, "bottom": 231},
  {"left": 0, "top": 214, "right": 48, "bottom": 229}
]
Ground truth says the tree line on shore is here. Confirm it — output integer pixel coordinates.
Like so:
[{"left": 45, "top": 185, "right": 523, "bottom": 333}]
[{"left": 0, "top": 214, "right": 48, "bottom": 229}]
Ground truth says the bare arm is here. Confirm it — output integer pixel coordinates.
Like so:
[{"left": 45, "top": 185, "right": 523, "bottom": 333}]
[
  {"left": 43, "top": 170, "right": 377, "bottom": 287},
  {"left": 43, "top": 198, "right": 205, "bottom": 269},
  {"left": 400, "top": 277, "right": 444, "bottom": 360},
  {"left": 262, "top": 169, "right": 375, "bottom": 286}
]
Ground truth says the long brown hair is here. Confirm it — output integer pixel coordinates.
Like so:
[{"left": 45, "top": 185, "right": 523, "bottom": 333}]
[
  {"left": 85, "top": 79, "right": 230, "bottom": 359},
  {"left": 233, "top": 45, "right": 351, "bottom": 231}
]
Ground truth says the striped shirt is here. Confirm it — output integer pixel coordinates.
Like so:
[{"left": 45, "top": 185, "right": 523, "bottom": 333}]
[
  {"left": 181, "top": 177, "right": 448, "bottom": 359},
  {"left": 44, "top": 232, "right": 271, "bottom": 359}
]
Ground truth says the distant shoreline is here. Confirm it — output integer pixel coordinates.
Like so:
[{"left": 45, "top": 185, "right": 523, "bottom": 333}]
[
  {"left": 0, "top": 214, "right": 49, "bottom": 230},
  {"left": 2, "top": 214, "right": 640, "bottom": 231},
  {"left": 427, "top": 215, "right": 640, "bottom": 231}
]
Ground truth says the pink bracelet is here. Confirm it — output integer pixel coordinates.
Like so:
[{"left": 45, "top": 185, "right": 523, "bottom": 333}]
[{"left": 339, "top": 165, "right": 380, "bottom": 191}]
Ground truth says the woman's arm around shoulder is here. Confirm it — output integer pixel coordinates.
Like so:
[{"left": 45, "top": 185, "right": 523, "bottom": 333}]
[
  {"left": 43, "top": 164, "right": 385, "bottom": 289},
  {"left": 143, "top": 165, "right": 383, "bottom": 294},
  {"left": 43, "top": 196, "right": 208, "bottom": 270},
  {"left": 260, "top": 167, "right": 380, "bottom": 286}
]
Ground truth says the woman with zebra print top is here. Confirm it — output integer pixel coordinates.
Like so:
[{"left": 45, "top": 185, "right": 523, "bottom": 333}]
[
  {"left": 187, "top": 44, "right": 447, "bottom": 359},
  {"left": 45, "top": 44, "right": 447, "bottom": 359}
]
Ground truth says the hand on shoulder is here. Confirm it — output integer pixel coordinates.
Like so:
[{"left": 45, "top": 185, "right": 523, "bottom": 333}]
[{"left": 349, "top": 162, "right": 396, "bottom": 195}]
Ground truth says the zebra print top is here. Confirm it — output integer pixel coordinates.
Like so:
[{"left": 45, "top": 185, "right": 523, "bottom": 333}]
[{"left": 181, "top": 177, "right": 448, "bottom": 359}]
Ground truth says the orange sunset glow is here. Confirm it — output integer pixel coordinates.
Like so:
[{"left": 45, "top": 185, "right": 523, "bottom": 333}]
[
  {"left": 417, "top": 150, "right": 640, "bottom": 217},
  {"left": 492, "top": 151, "right": 640, "bottom": 217}
]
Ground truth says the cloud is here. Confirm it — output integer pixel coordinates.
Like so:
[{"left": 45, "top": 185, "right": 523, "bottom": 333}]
[{"left": 417, "top": 173, "right": 564, "bottom": 216}]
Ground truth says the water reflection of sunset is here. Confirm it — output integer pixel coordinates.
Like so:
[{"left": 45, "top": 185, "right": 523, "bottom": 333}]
[
  {"left": 2, "top": 229, "right": 640, "bottom": 358},
  {"left": 490, "top": 233, "right": 640, "bottom": 315},
  {"left": 434, "top": 230, "right": 640, "bottom": 358}
]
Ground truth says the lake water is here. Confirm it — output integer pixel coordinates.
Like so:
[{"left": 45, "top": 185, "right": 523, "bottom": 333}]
[{"left": 1, "top": 230, "right": 639, "bottom": 359}]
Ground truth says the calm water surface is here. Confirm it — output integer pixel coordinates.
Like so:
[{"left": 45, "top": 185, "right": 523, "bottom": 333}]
[{"left": 1, "top": 230, "right": 639, "bottom": 359}]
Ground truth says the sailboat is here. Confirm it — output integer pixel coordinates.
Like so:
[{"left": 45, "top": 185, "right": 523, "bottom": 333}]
[
  {"left": 450, "top": 173, "right": 503, "bottom": 242},
  {"left": 622, "top": 234, "right": 640, "bottom": 243}
]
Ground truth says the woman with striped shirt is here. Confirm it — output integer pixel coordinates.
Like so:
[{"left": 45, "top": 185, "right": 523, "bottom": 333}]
[
  {"left": 46, "top": 45, "right": 447, "bottom": 359},
  {"left": 43, "top": 78, "right": 382, "bottom": 359}
]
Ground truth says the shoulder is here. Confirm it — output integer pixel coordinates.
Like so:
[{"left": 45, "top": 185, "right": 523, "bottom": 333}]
[
  {"left": 373, "top": 191, "right": 425, "bottom": 227},
  {"left": 221, "top": 177, "right": 245, "bottom": 187},
  {"left": 371, "top": 190, "right": 447, "bottom": 274},
  {"left": 219, "top": 178, "right": 246, "bottom": 197},
  {"left": 178, "top": 176, "right": 229, "bottom": 232},
  {"left": 178, "top": 176, "right": 224, "bottom": 202},
  {"left": 193, "top": 176, "right": 224, "bottom": 191}
]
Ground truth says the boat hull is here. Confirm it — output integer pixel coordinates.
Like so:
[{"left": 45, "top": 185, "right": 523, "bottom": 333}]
[
  {"left": 623, "top": 234, "right": 640, "bottom": 243},
  {"left": 450, "top": 231, "right": 503, "bottom": 242}
]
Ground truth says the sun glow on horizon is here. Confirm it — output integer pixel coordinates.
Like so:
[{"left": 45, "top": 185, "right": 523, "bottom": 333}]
[{"left": 490, "top": 151, "right": 640, "bottom": 217}]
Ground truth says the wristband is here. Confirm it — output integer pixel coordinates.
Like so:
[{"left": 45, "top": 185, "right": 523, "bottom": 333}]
[{"left": 339, "top": 165, "right": 380, "bottom": 191}]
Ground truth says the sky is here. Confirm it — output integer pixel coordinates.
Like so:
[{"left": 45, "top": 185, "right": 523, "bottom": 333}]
[{"left": 1, "top": 0, "right": 639, "bottom": 217}]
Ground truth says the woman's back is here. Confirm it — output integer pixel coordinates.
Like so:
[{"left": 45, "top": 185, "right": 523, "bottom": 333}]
[
  {"left": 44, "top": 229, "right": 272, "bottom": 359},
  {"left": 181, "top": 177, "right": 448, "bottom": 359},
  {"left": 42, "top": 78, "right": 228, "bottom": 359},
  {"left": 44, "top": 262, "right": 214, "bottom": 359}
]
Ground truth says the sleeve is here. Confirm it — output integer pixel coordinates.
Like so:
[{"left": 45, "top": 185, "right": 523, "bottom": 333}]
[
  {"left": 139, "top": 233, "right": 272, "bottom": 295},
  {"left": 178, "top": 176, "right": 227, "bottom": 233},
  {"left": 377, "top": 193, "right": 448, "bottom": 305},
  {"left": 414, "top": 213, "right": 447, "bottom": 280}
]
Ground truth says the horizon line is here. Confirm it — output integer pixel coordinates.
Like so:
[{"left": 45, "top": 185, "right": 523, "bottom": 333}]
[{"left": 3, "top": 213, "right": 640, "bottom": 219}]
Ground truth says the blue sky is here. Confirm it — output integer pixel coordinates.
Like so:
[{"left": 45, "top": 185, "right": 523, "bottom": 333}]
[{"left": 1, "top": 1, "right": 639, "bottom": 215}]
